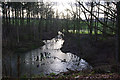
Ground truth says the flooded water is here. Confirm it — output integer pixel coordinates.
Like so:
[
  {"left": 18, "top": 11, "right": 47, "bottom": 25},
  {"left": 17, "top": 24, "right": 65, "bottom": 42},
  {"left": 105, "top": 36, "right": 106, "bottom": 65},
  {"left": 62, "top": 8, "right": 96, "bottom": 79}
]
[{"left": 3, "top": 32, "right": 92, "bottom": 77}]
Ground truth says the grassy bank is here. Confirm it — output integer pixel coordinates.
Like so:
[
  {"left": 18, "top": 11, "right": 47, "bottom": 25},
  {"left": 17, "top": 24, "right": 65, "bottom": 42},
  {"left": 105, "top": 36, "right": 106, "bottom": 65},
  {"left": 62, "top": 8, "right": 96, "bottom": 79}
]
[
  {"left": 3, "top": 40, "right": 44, "bottom": 55},
  {"left": 3, "top": 30, "right": 58, "bottom": 54},
  {"left": 61, "top": 32, "right": 118, "bottom": 73}
]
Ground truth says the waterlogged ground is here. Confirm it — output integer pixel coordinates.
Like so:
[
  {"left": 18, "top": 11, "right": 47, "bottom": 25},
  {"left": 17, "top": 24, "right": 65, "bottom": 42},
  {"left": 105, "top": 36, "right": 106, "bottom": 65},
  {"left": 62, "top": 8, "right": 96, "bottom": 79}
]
[{"left": 3, "top": 32, "right": 92, "bottom": 77}]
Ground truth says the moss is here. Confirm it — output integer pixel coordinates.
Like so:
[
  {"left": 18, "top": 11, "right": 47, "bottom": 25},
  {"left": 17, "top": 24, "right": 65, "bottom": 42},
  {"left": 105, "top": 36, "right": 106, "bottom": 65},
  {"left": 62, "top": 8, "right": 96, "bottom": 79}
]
[
  {"left": 21, "top": 74, "right": 27, "bottom": 78},
  {"left": 49, "top": 73, "right": 56, "bottom": 76}
]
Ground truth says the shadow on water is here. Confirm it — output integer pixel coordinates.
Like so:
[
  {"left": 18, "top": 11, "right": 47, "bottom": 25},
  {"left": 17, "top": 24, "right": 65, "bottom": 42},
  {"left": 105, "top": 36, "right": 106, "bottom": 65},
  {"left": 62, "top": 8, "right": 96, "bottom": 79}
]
[{"left": 3, "top": 31, "right": 92, "bottom": 77}]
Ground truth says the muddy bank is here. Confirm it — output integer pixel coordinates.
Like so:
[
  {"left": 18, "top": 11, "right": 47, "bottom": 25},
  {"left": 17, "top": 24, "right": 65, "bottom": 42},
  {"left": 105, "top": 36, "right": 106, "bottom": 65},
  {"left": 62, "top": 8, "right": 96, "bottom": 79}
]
[
  {"left": 3, "top": 31, "right": 58, "bottom": 54},
  {"left": 61, "top": 33, "right": 116, "bottom": 67},
  {"left": 42, "top": 31, "right": 58, "bottom": 40}
]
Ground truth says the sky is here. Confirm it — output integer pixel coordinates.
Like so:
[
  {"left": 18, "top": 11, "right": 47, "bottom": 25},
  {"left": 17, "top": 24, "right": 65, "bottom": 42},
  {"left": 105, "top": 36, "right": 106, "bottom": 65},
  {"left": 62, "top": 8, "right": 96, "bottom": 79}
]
[
  {"left": 0, "top": 0, "right": 116, "bottom": 19},
  {"left": 42, "top": 0, "right": 116, "bottom": 19},
  {"left": 44, "top": 0, "right": 77, "bottom": 17},
  {"left": 0, "top": 0, "right": 77, "bottom": 18},
  {"left": 43, "top": 0, "right": 101, "bottom": 19},
  {"left": 43, "top": 0, "right": 83, "bottom": 19}
]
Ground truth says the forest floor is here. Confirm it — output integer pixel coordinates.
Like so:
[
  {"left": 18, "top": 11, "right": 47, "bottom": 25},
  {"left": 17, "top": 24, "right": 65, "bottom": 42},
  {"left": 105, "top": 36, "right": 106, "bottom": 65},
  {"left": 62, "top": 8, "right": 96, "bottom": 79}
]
[
  {"left": 2, "top": 72, "right": 120, "bottom": 80},
  {"left": 61, "top": 32, "right": 120, "bottom": 73}
]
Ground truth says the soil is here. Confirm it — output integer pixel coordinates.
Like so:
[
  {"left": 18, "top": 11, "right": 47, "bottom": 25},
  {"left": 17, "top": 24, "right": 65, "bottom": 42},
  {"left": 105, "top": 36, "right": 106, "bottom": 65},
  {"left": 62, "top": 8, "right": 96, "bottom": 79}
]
[{"left": 61, "top": 32, "right": 116, "bottom": 67}]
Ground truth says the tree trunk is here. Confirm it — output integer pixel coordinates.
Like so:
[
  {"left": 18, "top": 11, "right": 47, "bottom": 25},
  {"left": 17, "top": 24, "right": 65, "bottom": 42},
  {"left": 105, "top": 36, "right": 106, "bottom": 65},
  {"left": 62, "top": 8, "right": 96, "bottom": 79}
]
[
  {"left": 15, "top": 9, "right": 20, "bottom": 43},
  {"left": 17, "top": 55, "right": 20, "bottom": 79},
  {"left": 90, "top": 2, "right": 93, "bottom": 36},
  {"left": 116, "top": 1, "right": 120, "bottom": 63}
]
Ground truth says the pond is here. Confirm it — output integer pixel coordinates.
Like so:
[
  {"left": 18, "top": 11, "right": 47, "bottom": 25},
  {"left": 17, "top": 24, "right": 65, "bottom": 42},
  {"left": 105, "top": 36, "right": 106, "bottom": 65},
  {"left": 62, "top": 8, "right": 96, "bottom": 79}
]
[{"left": 3, "top": 32, "right": 92, "bottom": 77}]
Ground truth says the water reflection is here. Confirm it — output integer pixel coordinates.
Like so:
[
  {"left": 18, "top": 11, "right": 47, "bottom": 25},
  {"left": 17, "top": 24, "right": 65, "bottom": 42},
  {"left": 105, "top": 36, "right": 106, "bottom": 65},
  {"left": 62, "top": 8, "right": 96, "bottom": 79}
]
[{"left": 5, "top": 32, "right": 92, "bottom": 77}]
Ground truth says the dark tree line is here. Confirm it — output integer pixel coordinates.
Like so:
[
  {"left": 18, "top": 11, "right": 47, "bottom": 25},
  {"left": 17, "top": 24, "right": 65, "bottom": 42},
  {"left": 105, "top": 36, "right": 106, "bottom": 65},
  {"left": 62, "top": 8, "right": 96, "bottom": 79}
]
[{"left": 2, "top": 2, "right": 63, "bottom": 51}]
